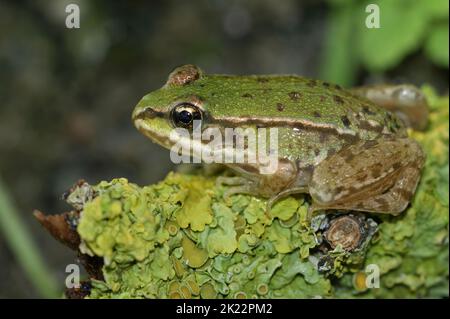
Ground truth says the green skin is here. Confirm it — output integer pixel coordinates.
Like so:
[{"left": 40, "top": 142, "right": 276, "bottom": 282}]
[{"left": 133, "top": 65, "right": 427, "bottom": 215}]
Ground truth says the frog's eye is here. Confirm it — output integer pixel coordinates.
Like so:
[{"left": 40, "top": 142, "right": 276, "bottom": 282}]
[{"left": 171, "top": 103, "right": 203, "bottom": 129}]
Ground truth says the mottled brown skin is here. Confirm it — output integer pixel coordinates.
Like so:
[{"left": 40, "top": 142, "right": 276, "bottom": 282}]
[{"left": 309, "top": 137, "right": 425, "bottom": 215}]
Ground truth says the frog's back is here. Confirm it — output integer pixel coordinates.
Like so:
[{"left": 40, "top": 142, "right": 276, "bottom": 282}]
[
  {"left": 184, "top": 74, "right": 407, "bottom": 167},
  {"left": 135, "top": 65, "right": 409, "bottom": 170},
  {"left": 179, "top": 74, "right": 406, "bottom": 139}
]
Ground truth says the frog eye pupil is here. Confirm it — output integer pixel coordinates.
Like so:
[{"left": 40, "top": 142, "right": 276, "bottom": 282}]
[
  {"left": 172, "top": 103, "right": 202, "bottom": 128},
  {"left": 178, "top": 110, "right": 193, "bottom": 124}
]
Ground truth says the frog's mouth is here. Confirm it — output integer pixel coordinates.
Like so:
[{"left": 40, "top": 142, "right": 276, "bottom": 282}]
[
  {"left": 133, "top": 106, "right": 273, "bottom": 167},
  {"left": 133, "top": 117, "right": 173, "bottom": 149},
  {"left": 132, "top": 107, "right": 171, "bottom": 147},
  {"left": 134, "top": 115, "right": 261, "bottom": 165}
]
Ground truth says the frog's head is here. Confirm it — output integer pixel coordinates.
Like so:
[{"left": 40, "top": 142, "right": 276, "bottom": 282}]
[{"left": 132, "top": 64, "right": 207, "bottom": 149}]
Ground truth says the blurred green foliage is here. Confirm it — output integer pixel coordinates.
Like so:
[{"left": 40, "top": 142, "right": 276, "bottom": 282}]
[
  {"left": 321, "top": 0, "right": 449, "bottom": 85},
  {"left": 0, "top": 179, "right": 59, "bottom": 298}
]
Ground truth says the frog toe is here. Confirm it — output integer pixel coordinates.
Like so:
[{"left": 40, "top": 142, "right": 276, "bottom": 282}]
[
  {"left": 216, "top": 176, "right": 249, "bottom": 188},
  {"left": 217, "top": 176, "right": 259, "bottom": 199}
]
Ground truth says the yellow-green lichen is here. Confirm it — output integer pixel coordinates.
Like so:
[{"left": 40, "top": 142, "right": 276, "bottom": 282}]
[{"left": 80, "top": 88, "right": 448, "bottom": 299}]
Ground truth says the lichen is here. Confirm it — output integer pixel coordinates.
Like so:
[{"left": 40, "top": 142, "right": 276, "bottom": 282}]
[{"left": 77, "top": 87, "right": 448, "bottom": 299}]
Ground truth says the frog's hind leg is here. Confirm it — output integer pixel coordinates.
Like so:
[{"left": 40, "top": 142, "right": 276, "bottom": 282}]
[
  {"left": 266, "top": 186, "right": 309, "bottom": 212},
  {"left": 309, "top": 137, "right": 425, "bottom": 216},
  {"left": 350, "top": 84, "right": 428, "bottom": 130}
]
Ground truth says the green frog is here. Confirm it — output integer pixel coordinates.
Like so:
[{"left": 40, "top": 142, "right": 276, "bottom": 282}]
[{"left": 132, "top": 65, "right": 427, "bottom": 216}]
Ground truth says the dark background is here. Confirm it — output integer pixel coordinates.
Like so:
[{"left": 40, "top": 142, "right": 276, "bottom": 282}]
[{"left": 0, "top": 0, "right": 448, "bottom": 298}]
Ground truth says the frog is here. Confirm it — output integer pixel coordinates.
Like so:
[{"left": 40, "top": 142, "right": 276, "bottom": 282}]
[{"left": 132, "top": 64, "right": 427, "bottom": 216}]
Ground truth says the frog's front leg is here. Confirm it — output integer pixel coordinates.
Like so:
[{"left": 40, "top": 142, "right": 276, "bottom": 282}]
[
  {"left": 351, "top": 84, "right": 428, "bottom": 130},
  {"left": 309, "top": 137, "right": 425, "bottom": 215},
  {"left": 218, "top": 159, "right": 301, "bottom": 201}
]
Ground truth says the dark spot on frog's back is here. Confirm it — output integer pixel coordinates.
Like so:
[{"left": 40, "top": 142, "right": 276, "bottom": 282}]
[
  {"left": 313, "top": 111, "right": 321, "bottom": 118},
  {"left": 333, "top": 95, "right": 344, "bottom": 105},
  {"left": 341, "top": 115, "right": 351, "bottom": 127},
  {"left": 307, "top": 80, "right": 318, "bottom": 87},
  {"left": 288, "top": 91, "right": 301, "bottom": 101},
  {"left": 322, "top": 82, "right": 331, "bottom": 88},
  {"left": 276, "top": 103, "right": 285, "bottom": 112},
  {"left": 242, "top": 93, "right": 253, "bottom": 98}
]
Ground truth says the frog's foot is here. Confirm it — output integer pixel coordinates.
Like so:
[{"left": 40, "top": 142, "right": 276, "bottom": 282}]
[
  {"left": 216, "top": 176, "right": 259, "bottom": 199},
  {"left": 218, "top": 159, "right": 301, "bottom": 210},
  {"left": 309, "top": 137, "right": 425, "bottom": 215},
  {"left": 351, "top": 84, "right": 428, "bottom": 130}
]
